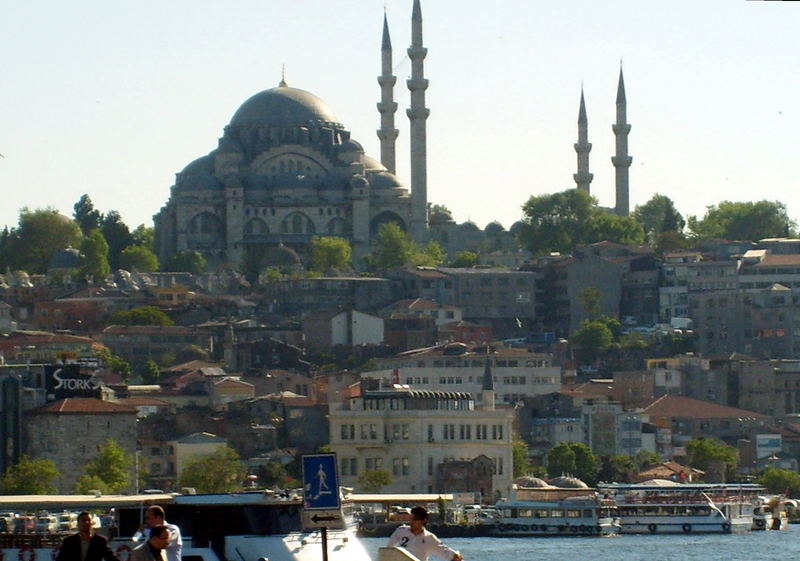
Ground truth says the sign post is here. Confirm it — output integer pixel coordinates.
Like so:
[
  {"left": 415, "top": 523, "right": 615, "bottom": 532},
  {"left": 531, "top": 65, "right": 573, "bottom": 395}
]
[{"left": 302, "top": 453, "right": 343, "bottom": 561}]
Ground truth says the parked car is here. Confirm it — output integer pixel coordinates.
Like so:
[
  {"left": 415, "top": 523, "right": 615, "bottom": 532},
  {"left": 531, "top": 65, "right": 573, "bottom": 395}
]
[
  {"left": 13, "top": 515, "right": 36, "bottom": 534},
  {"left": 36, "top": 515, "right": 58, "bottom": 534},
  {"left": 57, "top": 512, "right": 78, "bottom": 532}
]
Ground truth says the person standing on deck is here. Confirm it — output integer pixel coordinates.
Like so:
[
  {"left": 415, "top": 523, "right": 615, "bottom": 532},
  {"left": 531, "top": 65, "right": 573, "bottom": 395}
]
[{"left": 387, "top": 506, "right": 463, "bottom": 561}]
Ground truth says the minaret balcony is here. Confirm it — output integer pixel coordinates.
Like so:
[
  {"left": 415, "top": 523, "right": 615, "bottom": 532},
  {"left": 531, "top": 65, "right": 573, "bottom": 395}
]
[
  {"left": 573, "top": 172, "right": 594, "bottom": 182},
  {"left": 573, "top": 142, "right": 592, "bottom": 153},
  {"left": 406, "top": 78, "right": 429, "bottom": 91},
  {"left": 612, "top": 123, "right": 631, "bottom": 134},
  {"left": 407, "top": 46, "right": 428, "bottom": 59},
  {"left": 406, "top": 107, "right": 431, "bottom": 120},
  {"left": 376, "top": 129, "right": 399, "bottom": 141},
  {"left": 377, "top": 76, "right": 397, "bottom": 87},
  {"left": 611, "top": 156, "right": 633, "bottom": 167},
  {"left": 377, "top": 101, "right": 398, "bottom": 113}
]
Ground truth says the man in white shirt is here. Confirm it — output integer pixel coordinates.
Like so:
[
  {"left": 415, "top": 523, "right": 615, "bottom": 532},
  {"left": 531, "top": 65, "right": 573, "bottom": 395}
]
[
  {"left": 139, "top": 506, "right": 182, "bottom": 561},
  {"left": 387, "top": 506, "right": 463, "bottom": 561}
]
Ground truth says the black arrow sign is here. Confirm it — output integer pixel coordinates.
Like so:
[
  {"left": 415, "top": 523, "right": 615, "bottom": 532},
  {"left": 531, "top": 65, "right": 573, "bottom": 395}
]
[{"left": 312, "top": 514, "right": 340, "bottom": 523}]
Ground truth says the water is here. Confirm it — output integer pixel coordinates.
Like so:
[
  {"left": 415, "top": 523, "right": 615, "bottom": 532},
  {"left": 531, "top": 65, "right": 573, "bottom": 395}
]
[{"left": 361, "top": 524, "right": 800, "bottom": 561}]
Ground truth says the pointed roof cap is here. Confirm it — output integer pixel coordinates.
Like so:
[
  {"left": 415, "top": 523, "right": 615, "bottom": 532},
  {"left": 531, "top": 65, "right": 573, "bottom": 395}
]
[
  {"left": 578, "top": 87, "right": 587, "bottom": 124},
  {"left": 616, "top": 66, "right": 626, "bottom": 104},
  {"left": 412, "top": 0, "right": 422, "bottom": 21},
  {"left": 382, "top": 12, "right": 392, "bottom": 50}
]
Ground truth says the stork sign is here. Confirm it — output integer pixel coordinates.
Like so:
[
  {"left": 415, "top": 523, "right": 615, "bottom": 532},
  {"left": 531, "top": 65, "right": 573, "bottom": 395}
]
[{"left": 301, "top": 453, "right": 344, "bottom": 530}]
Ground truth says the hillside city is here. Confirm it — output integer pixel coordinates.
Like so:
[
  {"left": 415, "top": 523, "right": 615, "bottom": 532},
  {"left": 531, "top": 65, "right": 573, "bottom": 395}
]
[{"left": 1, "top": 198, "right": 800, "bottom": 499}]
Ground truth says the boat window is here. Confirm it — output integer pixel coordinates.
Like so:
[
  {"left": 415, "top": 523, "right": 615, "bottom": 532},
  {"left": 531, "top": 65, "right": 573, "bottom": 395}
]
[
  {"left": 535, "top": 510, "right": 548, "bottom": 518},
  {"left": 519, "top": 509, "right": 533, "bottom": 517},
  {"left": 566, "top": 510, "right": 581, "bottom": 518},
  {"left": 550, "top": 510, "right": 563, "bottom": 518}
]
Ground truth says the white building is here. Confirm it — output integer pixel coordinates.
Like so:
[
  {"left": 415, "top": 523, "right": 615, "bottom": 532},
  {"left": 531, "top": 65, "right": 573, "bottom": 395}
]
[
  {"left": 369, "top": 344, "right": 560, "bottom": 405},
  {"left": 328, "top": 384, "right": 514, "bottom": 498}
]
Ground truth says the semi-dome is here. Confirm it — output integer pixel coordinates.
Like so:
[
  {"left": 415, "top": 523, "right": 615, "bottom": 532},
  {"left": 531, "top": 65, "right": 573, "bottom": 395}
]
[
  {"left": 485, "top": 221, "right": 505, "bottom": 234},
  {"left": 230, "top": 85, "right": 340, "bottom": 128},
  {"left": 177, "top": 155, "right": 222, "bottom": 191},
  {"left": 49, "top": 246, "right": 81, "bottom": 270},
  {"left": 513, "top": 475, "right": 551, "bottom": 488}
]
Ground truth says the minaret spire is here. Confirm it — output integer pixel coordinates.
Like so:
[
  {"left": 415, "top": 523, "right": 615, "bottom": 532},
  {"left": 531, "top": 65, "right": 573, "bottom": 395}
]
[
  {"left": 407, "top": 0, "right": 430, "bottom": 243},
  {"left": 573, "top": 86, "right": 593, "bottom": 193},
  {"left": 481, "top": 355, "right": 495, "bottom": 410},
  {"left": 612, "top": 65, "right": 632, "bottom": 216},
  {"left": 377, "top": 13, "right": 399, "bottom": 174}
]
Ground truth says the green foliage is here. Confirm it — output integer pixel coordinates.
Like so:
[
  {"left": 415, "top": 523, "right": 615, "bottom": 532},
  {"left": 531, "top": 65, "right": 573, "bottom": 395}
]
[
  {"left": 120, "top": 245, "right": 159, "bottom": 272},
  {"left": 110, "top": 306, "right": 173, "bottom": 326},
  {"left": 94, "top": 346, "right": 131, "bottom": 381},
  {"left": 597, "top": 454, "right": 635, "bottom": 484},
  {"left": 686, "top": 437, "right": 738, "bottom": 481},
  {"left": 141, "top": 360, "right": 161, "bottom": 384},
  {"left": 580, "top": 287, "right": 602, "bottom": 319},
  {"left": 164, "top": 250, "right": 207, "bottom": 274},
  {"left": 262, "top": 268, "right": 282, "bottom": 283},
  {"left": 366, "top": 222, "right": 418, "bottom": 269},
  {"left": 0, "top": 207, "right": 83, "bottom": 274},
  {"left": 757, "top": 467, "right": 800, "bottom": 496},
  {"left": 357, "top": 469, "right": 392, "bottom": 493},
  {"left": 101, "top": 210, "right": 134, "bottom": 270},
  {"left": 687, "top": 200, "right": 796, "bottom": 242},
  {"left": 413, "top": 241, "right": 446, "bottom": 267},
  {"left": 78, "top": 439, "right": 133, "bottom": 493},
  {"left": 546, "top": 442, "right": 599, "bottom": 485},
  {"left": 175, "top": 345, "right": 209, "bottom": 364},
  {"left": 632, "top": 194, "right": 686, "bottom": 244},
  {"left": 178, "top": 446, "right": 246, "bottom": 493},
  {"left": 80, "top": 229, "right": 110, "bottom": 280},
  {"left": 74, "top": 474, "right": 110, "bottom": 494},
  {"left": 513, "top": 435, "right": 532, "bottom": 477},
  {"left": 572, "top": 318, "right": 615, "bottom": 364},
  {"left": 309, "top": 236, "right": 352, "bottom": 272},
  {"left": 632, "top": 450, "right": 662, "bottom": 471},
  {"left": 1, "top": 455, "right": 60, "bottom": 494},
  {"left": 257, "top": 461, "right": 298, "bottom": 489},
  {"left": 518, "top": 189, "right": 644, "bottom": 256},
  {"left": 449, "top": 250, "right": 479, "bottom": 268},
  {"left": 131, "top": 225, "right": 155, "bottom": 252},
  {"left": 73, "top": 194, "right": 103, "bottom": 236}
]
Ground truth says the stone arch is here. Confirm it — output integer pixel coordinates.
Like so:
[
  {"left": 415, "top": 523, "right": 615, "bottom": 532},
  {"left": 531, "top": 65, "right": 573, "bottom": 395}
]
[
  {"left": 326, "top": 217, "right": 351, "bottom": 236},
  {"left": 370, "top": 211, "right": 406, "bottom": 236},
  {"left": 280, "top": 212, "right": 316, "bottom": 234},
  {"left": 243, "top": 218, "right": 269, "bottom": 237},
  {"left": 188, "top": 212, "right": 224, "bottom": 237}
]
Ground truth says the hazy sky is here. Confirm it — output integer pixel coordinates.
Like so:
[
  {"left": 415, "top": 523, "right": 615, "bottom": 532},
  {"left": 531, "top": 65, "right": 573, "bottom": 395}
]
[{"left": 0, "top": 0, "right": 797, "bottom": 233}]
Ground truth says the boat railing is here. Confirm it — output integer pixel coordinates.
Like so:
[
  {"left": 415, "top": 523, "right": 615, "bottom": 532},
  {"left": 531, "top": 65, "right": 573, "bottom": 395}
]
[
  {"left": 615, "top": 493, "right": 747, "bottom": 505},
  {"left": 0, "top": 534, "right": 68, "bottom": 548}
]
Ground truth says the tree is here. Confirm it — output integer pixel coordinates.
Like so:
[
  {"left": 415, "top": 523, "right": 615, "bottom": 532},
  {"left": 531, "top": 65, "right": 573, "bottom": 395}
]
[
  {"left": 76, "top": 439, "right": 133, "bottom": 494},
  {"left": 357, "top": 469, "right": 392, "bottom": 493},
  {"left": 110, "top": 306, "right": 173, "bottom": 326},
  {"left": 309, "top": 236, "right": 352, "bottom": 272},
  {"left": 512, "top": 436, "right": 532, "bottom": 477},
  {"left": 449, "top": 250, "right": 478, "bottom": 268},
  {"left": 632, "top": 193, "right": 686, "bottom": 244},
  {"left": 572, "top": 318, "right": 615, "bottom": 365},
  {"left": 0, "top": 207, "right": 82, "bottom": 273},
  {"left": 164, "top": 250, "right": 207, "bottom": 274},
  {"left": 518, "top": 189, "right": 644, "bottom": 256},
  {"left": 687, "top": 200, "right": 796, "bottom": 242},
  {"left": 120, "top": 245, "right": 159, "bottom": 272},
  {"left": 101, "top": 210, "right": 134, "bottom": 269},
  {"left": 366, "top": 222, "right": 418, "bottom": 269},
  {"left": 546, "top": 442, "right": 599, "bottom": 484},
  {"left": 686, "top": 437, "right": 738, "bottom": 481},
  {"left": 79, "top": 229, "right": 110, "bottom": 281},
  {"left": 179, "top": 446, "right": 246, "bottom": 493},
  {"left": 1, "top": 455, "right": 60, "bottom": 494},
  {"left": 94, "top": 346, "right": 131, "bottom": 381},
  {"left": 580, "top": 286, "right": 602, "bottom": 319},
  {"left": 757, "top": 467, "right": 800, "bottom": 496},
  {"left": 131, "top": 225, "right": 155, "bottom": 252},
  {"left": 73, "top": 194, "right": 103, "bottom": 236},
  {"left": 256, "top": 461, "right": 298, "bottom": 489},
  {"left": 632, "top": 450, "right": 662, "bottom": 471},
  {"left": 175, "top": 345, "right": 210, "bottom": 364},
  {"left": 141, "top": 360, "right": 161, "bottom": 384},
  {"left": 597, "top": 455, "right": 635, "bottom": 484},
  {"left": 413, "top": 241, "right": 446, "bottom": 267}
]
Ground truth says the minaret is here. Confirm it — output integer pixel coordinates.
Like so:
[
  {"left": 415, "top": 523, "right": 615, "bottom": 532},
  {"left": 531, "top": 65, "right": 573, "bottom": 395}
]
[
  {"left": 612, "top": 66, "right": 632, "bottom": 216},
  {"left": 573, "top": 87, "right": 593, "bottom": 193},
  {"left": 407, "top": 0, "right": 430, "bottom": 242},
  {"left": 481, "top": 356, "right": 495, "bottom": 411},
  {"left": 377, "top": 13, "right": 399, "bottom": 174}
]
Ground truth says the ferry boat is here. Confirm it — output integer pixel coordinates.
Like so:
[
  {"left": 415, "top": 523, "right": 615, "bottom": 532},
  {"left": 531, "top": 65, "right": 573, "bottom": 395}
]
[
  {"left": 598, "top": 480, "right": 763, "bottom": 534},
  {"left": 0, "top": 489, "right": 372, "bottom": 561},
  {"left": 491, "top": 484, "right": 620, "bottom": 537}
]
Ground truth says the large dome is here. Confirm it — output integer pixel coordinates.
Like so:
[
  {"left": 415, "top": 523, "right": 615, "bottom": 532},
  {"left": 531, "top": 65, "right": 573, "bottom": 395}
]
[{"left": 230, "top": 85, "right": 340, "bottom": 128}]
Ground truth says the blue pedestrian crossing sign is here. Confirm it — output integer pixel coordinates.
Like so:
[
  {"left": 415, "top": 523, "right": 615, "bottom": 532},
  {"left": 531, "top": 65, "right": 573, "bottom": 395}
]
[{"left": 302, "top": 453, "right": 340, "bottom": 510}]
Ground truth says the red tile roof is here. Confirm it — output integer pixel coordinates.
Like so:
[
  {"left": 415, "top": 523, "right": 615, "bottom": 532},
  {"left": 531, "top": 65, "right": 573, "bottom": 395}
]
[{"left": 34, "top": 398, "right": 137, "bottom": 414}]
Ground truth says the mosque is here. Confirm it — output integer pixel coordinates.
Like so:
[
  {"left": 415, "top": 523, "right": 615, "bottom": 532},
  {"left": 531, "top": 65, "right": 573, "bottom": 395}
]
[{"left": 153, "top": 0, "right": 632, "bottom": 272}]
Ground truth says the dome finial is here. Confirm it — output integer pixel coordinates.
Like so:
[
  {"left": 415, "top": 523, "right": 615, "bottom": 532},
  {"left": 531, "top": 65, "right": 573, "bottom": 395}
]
[{"left": 279, "top": 64, "right": 288, "bottom": 87}]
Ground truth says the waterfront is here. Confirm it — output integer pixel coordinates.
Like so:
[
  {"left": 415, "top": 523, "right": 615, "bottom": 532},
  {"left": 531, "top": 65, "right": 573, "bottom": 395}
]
[{"left": 361, "top": 523, "right": 800, "bottom": 561}]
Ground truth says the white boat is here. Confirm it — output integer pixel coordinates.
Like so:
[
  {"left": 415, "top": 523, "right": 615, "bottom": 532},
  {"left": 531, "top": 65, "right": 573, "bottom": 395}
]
[
  {"left": 0, "top": 489, "right": 372, "bottom": 561},
  {"left": 752, "top": 496, "right": 790, "bottom": 530},
  {"left": 491, "top": 486, "right": 620, "bottom": 537},
  {"left": 598, "top": 480, "right": 763, "bottom": 534}
]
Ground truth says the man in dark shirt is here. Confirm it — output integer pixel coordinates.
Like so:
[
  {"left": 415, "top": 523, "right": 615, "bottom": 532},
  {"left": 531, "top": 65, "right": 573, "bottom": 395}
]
[
  {"left": 131, "top": 525, "right": 169, "bottom": 561},
  {"left": 56, "top": 512, "right": 119, "bottom": 561}
]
